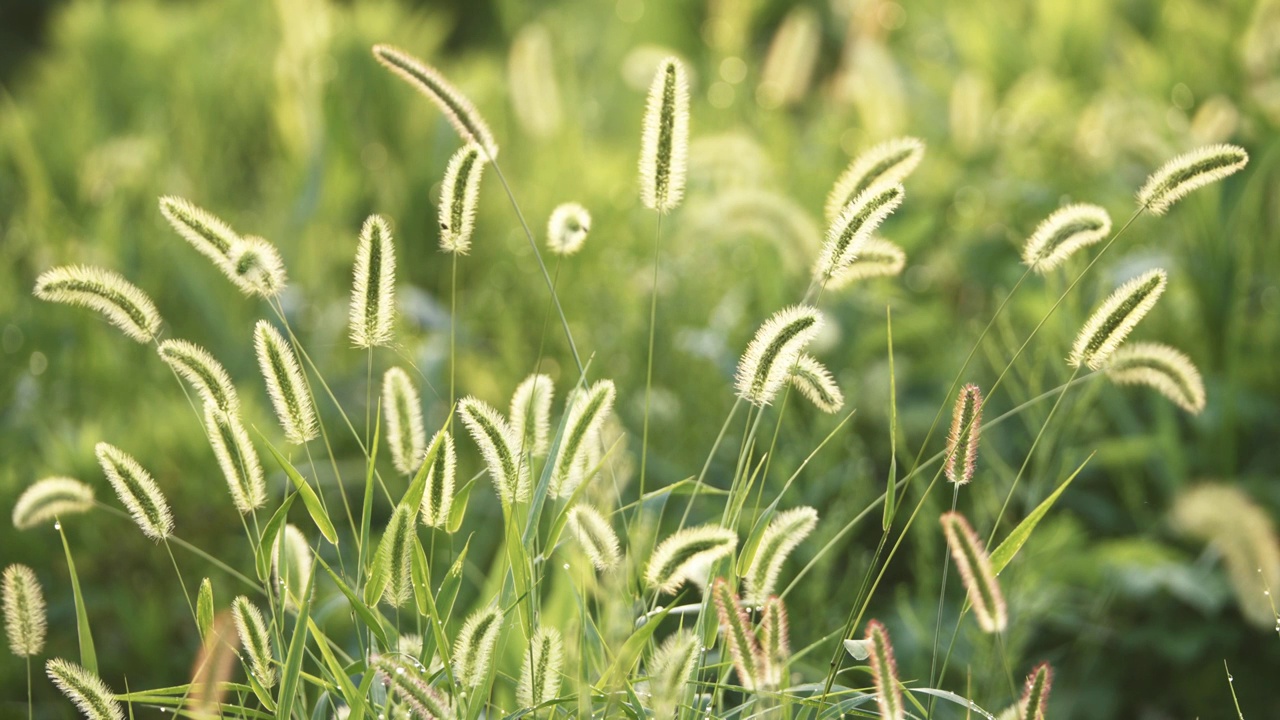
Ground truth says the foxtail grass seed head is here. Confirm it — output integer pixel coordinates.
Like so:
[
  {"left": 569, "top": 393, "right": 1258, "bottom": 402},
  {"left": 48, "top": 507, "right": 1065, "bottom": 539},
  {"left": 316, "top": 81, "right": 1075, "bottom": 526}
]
[
  {"left": 158, "top": 196, "right": 237, "bottom": 265},
  {"left": 814, "top": 183, "right": 904, "bottom": 284},
  {"left": 735, "top": 305, "right": 824, "bottom": 407},
  {"left": 508, "top": 24, "right": 563, "bottom": 138},
  {"left": 438, "top": 143, "right": 486, "bottom": 254},
  {"left": 47, "top": 658, "right": 124, "bottom": 720},
  {"left": 158, "top": 339, "right": 239, "bottom": 414},
  {"left": 1068, "top": 268, "right": 1168, "bottom": 370},
  {"left": 1019, "top": 662, "right": 1053, "bottom": 720},
  {"left": 517, "top": 626, "right": 563, "bottom": 710},
  {"left": 649, "top": 631, "right": 700, "bottom": 720},
  {"left": 231, "top": 596, "right": 276, "bottom": 689},
  {"left": 645, "top": 524, "right": 738, "bottom": 594},
  {"left": 272, "top": 524, "right": 313, "bottom": 613},
  {"left": 566, "top": 504, "right": 622, "bottom": 571},
  {"left": 34, "top": 265, "right": 162, "bottom": 343},
  {"left": 12, "top": 477, "right": 95, "bottom": 530},
  {"left": 458, "top": 397, "right": 528, "bottom": 505},
  {"left": 204, "top": 406, "right": 267, "bottom": 513},
  {"left": 254, "top": 320, "right": 319, "bottom": 444},
  {"left": 712, "top": 578, "right": 764, "bottom": 691},
  {"left": 546, "top": 202, "right": 592, "bottom": 255},
  {"left": 945, "top": 384, "right": 983, "bottom": 486},
  {"left": 1105, "top": 342, "right": 1206, "bottom": 414},
  {"left": 1021, "top": 203, "right": 1112, "bottom": 273},
  {"left": 95, "top": 442, "right": 173, "bottom": 541},
  {"left": 549, "top": 379, "right": 616, "bottom": 497},
  {"left": 349, "top": 214, "right": 397, "bottom": 348},
  {"left": 639, "top": 57, "right": 690, "bottom": 212},
  {"left": 744, "top": 507, "right": 818, "bottom": 605},
  {"left": 420, "top": 429, "right": 457, "bottom": 528},
  {"left": 510, "top": 373, "right": 554, "bottom": 457},
  {"left": 788, "top": 355, "right": 844, "bottom": 414},
  {"left": 824, "top": 137, "right": 925, "bottom": 223},
  {"left": 3, "top": 564, "right": 46, "bottom": 657},
  {"left": 759, "top": 596, "right": 790, "bottom": 688},
  {"left": 374, "top": 505, "right": 414, "bottom": 608},
  {"left": 227, "top": 236, "right": 287, "bottom": 297},
  {"left": 453, "top": 606, "right": 503, "bottom": 689},
  {"left": 383, "top": 368, "right": 427, "bottom": 475},
  {"left": 372, "top": 654, "right": 451, "bottom": 720},
  {"left": 825, "top": 237, "right": 906, "bottom": 289},
  {"left": 1136, "top": 143, "right": 1249, "bottom": 215},
  {"left": 372, "top": 44, "right": 499, "bottom": 160},
  {"left": 864, "top": 620, "right": 904, "bottom": 720},
  {"left": 939, "top": 511, "right": 1007, "bottom": 633}
]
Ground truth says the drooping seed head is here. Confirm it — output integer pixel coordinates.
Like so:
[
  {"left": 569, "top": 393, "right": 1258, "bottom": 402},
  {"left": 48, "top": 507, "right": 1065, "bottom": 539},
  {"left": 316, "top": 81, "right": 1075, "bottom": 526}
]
[
  {"left": 945, "top": 384, "right": 983, "bottom": 486},
  {"left": 645, "top": 524, "right": 738, "bottom": 594},
  {"left": 3, "top": 564, "right": 46, "bottom": 657},
  {"left": 272, "top": 524, "right": 313, "bottom": 613},
  {"left": 1136, "top": 143, "right": 1249, "bottom": 215},
  {"left": 508, "top": 24, "right": 563, "bottom": 138},
  {"left": 373, "top": 505, "right": 414, "bottom": 608},
  {"left": 372, "top": 44, "right": 499, "bottom": 160},
  {"left": 12, "top": 477, "right": 95, "bottom": 530},
  {"left": 824, "top": 137, "right": 925, "bottom": 223},
  {"left": 227, "top": 236, "right": 287, "bottom": 298},
  {"left": 420, "top": 429, "right": 457, "bottom": 528},
  {"left": 825, "top": 237, "right": 907, "bottom": 289},
  {"left": 349, "top": 214, "right": 397, "bottom": 348},
  {"left": 1018, "top": 662, "right": 1053, "bottom": 720},
  {"left": 758, "top": 596, "right": 790, "bottom": 688},
  {"left": 158, "top": 339, "right": 239, "bottom": 414},
  {"left": 158, "top": 196, "right": 238, "bottom": 265},
  {"left": 34, "top": 265, "right": 163, "bottom": 343},
  {"left": 382, "top": 368, "right": 427, "bottom": 475},
  {"left": 1068, "top": 268, "right": 1167, "bottom": 370},
  {"left": 864, "top": 620, "right": 904, "bottom": 720},
  {"left": 510, "top": 373, "right": 554, "bottom": 457},
  {"left": 203, "top": 406, "right": 267, "bottom": 514},
  {"left": 457, "top": 396, "right": 528, "bottom": 505},
  {"left": 788, "top": 355, "right": 844, "bottom": 414},
  {"left": 437, "top": 143, "right": 486, "bottom": 254},
  {"left": 939, "top": 511, "right": 1007, "bottom": 633},
  {"left": 47, "top": 658, "right": 124, "bottom": 720},
  {"left": 372, "top": 654, "right": 452, "bottom": 720},
  {"left": 95, "top": 442, "right": 173, "bottom": 541},
  {"left": 452, "top": 606, "right": 504, "bottom": 689},
  {"left": 517, "top": 626, "right": 564, "bottom": 710},
  {"left": 744, "top": 507, "right": 818, "bottom": 605},
  {"left": 231, "top": 596, "right": 276, "bottom": 688},
  {"left": 549, "top": 379, "right": 616, "bottom": 497},
  {"left": 712, "top": 578, "right": 765, "bottom": 691},
  {"left": 1021, "top": 203, "right": 1112, "bottom": 273},
  {"left": 1105, "top": 341, "right": 1206, "bottom": 414},
  {"left": 735, "top": 305, "right": 824, "bottom": 407},
  {"left": 546, "top": 202, "right": 592, "bottom": 255},
  {"left": 254, "top": 320, "right": 319, "bottom": 444},
  {"left": 639, "top": 57, "right": 690, "bottom": 213},
  {"left": 814, "top": 183, "right": 904, "bottom": 285},
  {"left": 566, "top": 504, "right": 621, "bottom": 571}
]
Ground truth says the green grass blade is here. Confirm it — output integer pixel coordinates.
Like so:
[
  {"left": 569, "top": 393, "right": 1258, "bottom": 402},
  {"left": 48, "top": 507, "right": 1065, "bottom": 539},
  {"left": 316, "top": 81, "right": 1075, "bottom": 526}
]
[
  {"left": 307, "top": 618, "right": 369, "bottom": 720},
  {"left": 989, "top": 453, "right": 1094, "bottom": 574},
  {"left": 595, "top": 605, "right": 670, "bottom": 691},
  {"left": 260, "top": 436, "right": 339, "bottom": 545},
  {"left": 358, "top": 403, "right": 381, "bottom": 579},
  {"left": 315, "top": 555, "right": 390, "bottom": 648},
  {"left": 256, "top": 494, "right": 298, "bottom": 581},
  {"left": 884, "top": 305, "right": 898, "bottom": 531},
  {"left": 276, "top": 565, "right": 315, "bottom": 720},
  {"left": 58, "top": 522, "right": 97, "bottom": 673}
]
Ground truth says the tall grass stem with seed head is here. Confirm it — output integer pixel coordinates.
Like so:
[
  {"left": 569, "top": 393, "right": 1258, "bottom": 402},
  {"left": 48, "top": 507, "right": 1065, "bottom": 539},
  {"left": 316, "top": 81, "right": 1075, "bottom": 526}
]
[
  {"left": 420, "top": 429, "right": 457, "bottom": 528},
  {"left": 565, "top": 504, "right": 621, "bottom": 571},
  {"left": 157, "top": 339, "right": 240, "bottom": 414},
  {"left": 940, "top": 511, "right": 1007, "bottom": 633},
  {"left": 744, "top": 507, "right": 818, "bottom": 605},
  {"left": 735, "top": 305, "right": 824, "bottom": 407},
  {"left": 158, "top": 196, "right": 238, "bottom": 266},
  {"left": 546, "top": 203, "right": 592, "bottom": 256},
  {"left": 373, "top": 505, "right": 414, "bottom": 608},
  {"left": 33, "top": 266, "right": 162, "bottom": 343},
  {"left": 3, "top": 565, "right": 46, "bottom": 657},
  {"left": 458, "top": 396, "right": 528, "bottom": 505},
  {"left": 254, "top": 320, "right": 319, "bottom": 444},
  {"left": 645, "top": 524, "right": 737, "bottom": 594},
  {"left": 95, "top": 442, "right": 173, "bottom": 541},
  {"left": 1068, "top": 268, "right": 1167, "bottom": 370},
  {"left": 825, "top": 237, "right": 906, "bottom": 288},
  {"left": 204, "top": 406, "right": 267, "bottom": 513},
  {"left": 438, "top": 144, "right": 486, "bottom": 254},
  {"left": 46, "top": 658, "right": 124, "bottom": 720},
  {"left": 1105, "top": 342, "right": 1206, "bottom": 413},
  {"left": 517, "top": 626, "right": 563, "bottom": 711},
  {"left": 453, "top": 606, "right": 503, "bottom": 689},
  {"left": 549, "top": 379, "right": 615, "bottom": 497},
  {"left": 864, "top": 620, "right": 904, "bottom": 720},
  {"left": 945, "top": 384, "right": 983, "bottom": 486},
  {"left": 824, "top": 137, "right": 924, "bottom": 222},
  {"left": 231, "top": 596, "right": 276, "bottom": 689},
  {"left": 788, "top": 355, "right": 844, "bottom": 414},
  {"left": 814, "top": 184, "right": 904, "bottom": 285},
  {"left": 349, "top": 214, "right": 396, "bottom": 348},
  {"left": 1021, "top": 204, "right": 1112, "bottom": 273},
  {"left": 1019, "top": 662, "right": 1052, "bottom": 720},
  {"left": 759, "top": 597, "right": 790, "bottom": 688},
  {"left": 372, "top": 45, "right": 499, "bottom": 159},
  {"left": 12, "top": 477, "right": 95, "bottom": 530},
  {"left": 272, "top": 524, "right": 313, "bottom": 612},
  {"left": 712, "top": 578, "right": 764, "bottom": 691},
  {"left": 510, "top": 374, "right": 554, "bottom": 457},
  {"left": 382, "top": 367, "right": 427, "bottom": 475},
  {"left": 227, "top": 236, "right": 287, "bottom": 298},
  {"left": 639, "top": 57, "right": 690, "bottom": 213},
  {"left": 1136, "top": 143, "right": 1248, "bottom": 215}
]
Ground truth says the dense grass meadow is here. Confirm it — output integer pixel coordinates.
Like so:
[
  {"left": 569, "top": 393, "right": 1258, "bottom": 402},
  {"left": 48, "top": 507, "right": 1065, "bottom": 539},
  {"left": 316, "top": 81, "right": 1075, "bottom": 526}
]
[{"left": 2, "top": 0, "right": 1279, "bottom": 717}]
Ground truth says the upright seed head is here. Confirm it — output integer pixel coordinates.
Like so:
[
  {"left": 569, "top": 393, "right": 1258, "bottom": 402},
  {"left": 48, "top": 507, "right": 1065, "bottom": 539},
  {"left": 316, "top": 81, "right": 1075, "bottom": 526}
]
[
  {"left": 1104, "top": 341, "right": 1206, "bottom": 414},
  {"left": 157, "top": 339, "right": 240, "bottom": 414},
  {"left": 372, "top": 654, "right": 452, "bottom": 720},
  {"left": 12, "top": 477, "right": 95, "bottom": 530},
  {"left": 509, "top": 373, "right": 555, "bottom": 457},
  {"left": 945, "top": 384, "right": 983, "bottom": 486},
  {"left": 420, "top": 429, "right": 457, "bottom": 529},
  {"left": 457, "top": 396, "right": 528, "bottom": 505},
  {"left": 349, "top": 215, "right": 397, "bottom": 348},
  {"left": 517, "top": 626, "right": 564, "bottom": 710},
  {"left": 864, "top": 620, "right": 904, "bottom": 720},
  {"left": 382, "top": 367, "right": 427, "bottom": 475},
  {"left": 1068, "top": 268, "right": 1168, "bottom": 370},
  {"left": 566, "top": 504, "right": 622, "bottom": 571},
  {"left": 3, "top": 564, "right": 46, "bottom": 657},
  {"left": 95, "top": 442, "right": 173, "bottom": 541},
  {"left": 34, "top": 265, "right": 163, "bottom": 343},
  {"left": 227, "top": 236, "right": 287, "bottom": 298},
  {"left": 1019, "top": 662, "right": 1053, "bottom": 720},
  {"left": 788, "top": 355, "right": 844, "bottom": 414},
  {"left": 758, "top": 596, "right": 790, "bottom": 688},
  {"left": 46, "top": 658, "right": 125, "bottom": 720},
  {"left": 231, "top": 596, "right": 276, "bottom": 689},
  {"left": 649, "top": 631, "right": 700, "bottom": 720},
  {"left": 549, "top": 379, "right": 616, "bottom": 497},
  {"left": 744, "top": 507, "right": 819, "bottom": 605},
  {"left": 254, "top": 320, "right": 319, "bottom": 444},
  {"left": 452, "top": 606, "right": 504, "bottom": 689},
  {"left": 639, "top": 57, "right": 690, "bottom": 213},
  {"left": 712, "top": 578, "right": 765, "bottom": 691},
  {"left": 437, "top": 143, "right": 487, "bottom": 255},
  {"left": 1136, "top": 143, "right": 1249, "bottom": 215},
  {"left": 824, "top": 237, "right": 907, "bottom": 289},
  {"left": 546, "top": 202, "right": 592, "bottom": 255},
  {"left": 735, "top": 305, "right": 824, "bottom": 407},
  {"left": 645, "top": 524, "right": 738, "bottom": 594},
  {"left": 1021, "top": 203, "right": 1112, "bottom": 273},
  {"left": 203, "top": 406, "right": 267, "bottom": 514},
  {"left": 814, "top": 183, "right": 904, "bottom": 285},
  {"left": 939, "top": 511, "right": 1007, "bottom": 633},
  {"left": 372, "top": 44, "right": 499, "bottom": 160},
  {"left": 271, "top": 524, "right": 313, "bottom": 613},
  {"left": 373, "top": 505, "right": 414, "bottom": 608},
  {"left": 824, "top": 137, "right": 925, "bottom": 223}
]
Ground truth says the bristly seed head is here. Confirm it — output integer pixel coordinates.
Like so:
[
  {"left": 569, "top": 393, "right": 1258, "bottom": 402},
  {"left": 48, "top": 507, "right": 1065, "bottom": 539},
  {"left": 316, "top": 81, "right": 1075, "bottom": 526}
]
[
  {"left": 510, "top": 373, "right": 555, "bottom": 457},
  {"left": 420, "top": 428, "right": 457, "bottom": 529},
  {"left": 1019, "top": 662, "right": 1053, "bottom": 720},
  {"left": 204, "top": 406, "right": 267, "bottom": 514},
  {"left": 95, "top": 442, "right": 174, "bottom": 541},
  {"left": 549, "top": 379, "right": 616, "bottom": 498},
  {"left": 271, "top": 524, "right": 313, "bottom": 613},
  {"left": 47, "top": 657, "right": 125, "bottom": 720},
  {"left": 372, "top": 44, "right": 499, "bottom": 160},
  {"left": 254, "top": 320, "right": 319, "bottom": 444},
  {"left": 712, "top": 578, "right": 765, "bottom": 691},
  {"left": 12, "top": 477, "right": 95, "bottom": 531},
  {"left": 158, "top": 339, "right": 239, "bottom": 414},
  {"left": 824, "top": 237, "right": 907, "bottom": 289},
  {"left": 864, "top": 619, "right": 904, "bottom": 720},
  {"left": 517, "top": 626, "right": 564, "bottom": 710},
  {"left": 824, "top": 137, "right": 925, "bottom": 223},
  {"left": 744, "top": 507, "right": 819, "bottom": 605},
  {"left": 788, "top": 355, "right": 844, "bottom": 414},
  {"left": 735, "top": 305, "right": 824, "bottom": 407},
  {"left": 33, "top": 265, "right": 163, "bottom": 343},
  {"left": 939, "top": 511, "right": 1008, "bottom": 633},
  {"left": 649, "top": 631, "right": 700, "bottom": 720},
  {"left": 231, "top": 596, "right": 276, "bottom": 689},
  {"left": 566, "top": 504, "right": 621, "bottom": 571},
  {"left": 382, "top": 367, "right": 427, "bottom": 475},
  {"left": 458, "top": 396, "right": 528, "bottom": 505},
  {"left": 372, "top": 505, "right": 414, "bottom": 608},
  {"left": 945, "top": 384, "right": 983, "bottom": 485},
  {"left": 1021, "top": 203, "right": 1112, "bottom": 273},
  {"left": 453, "top": 606, "right": 504, "bottom": 689},
  {"left": 1068, "top": 268, "right": 1167, "bottom": 370},
  {"left": 814, "top": 183, "right": 905, "bottom": 285},
  {"left": 639, "top": 57, "right": 690, "bottom": 213},
  {"left": 645, "top": 524, "right": 738, "bottom": 594},
  {"left": 546, "top": 202, "right": 592, "bottom": 255},
  {"left": 349, "top": 214, "right": 397, "bottom": 348},
  {"left": 3, "top": 564, "right": 46, "bottom": 657},
  {"left": 227, "top": 235, "right": 287, "bottom": 298},
  {"left": 758, "top": 596, "right": 790, "bottom": 688},
  {"left": 1136, "top": 143, "right": 1248, "bottom": 215},
  {"left": 1105, "top": 342, "right": 1206, "bottom": 414}
]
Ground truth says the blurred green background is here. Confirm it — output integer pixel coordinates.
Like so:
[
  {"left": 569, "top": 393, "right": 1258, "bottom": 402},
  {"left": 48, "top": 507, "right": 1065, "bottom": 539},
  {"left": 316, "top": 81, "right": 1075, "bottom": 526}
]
[{"left": 2, "top": 0, "right": 1278, "bottom": 716}]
